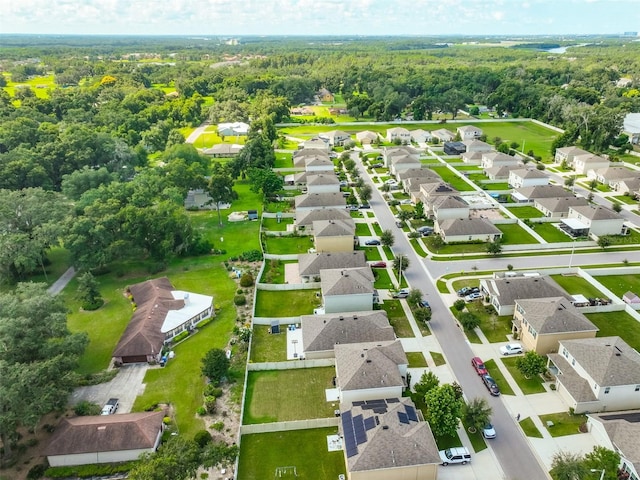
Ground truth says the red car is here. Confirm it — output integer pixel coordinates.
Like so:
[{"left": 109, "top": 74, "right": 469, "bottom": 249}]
[
  {"left": 370, "top": 261, "right": 387, "bottom": 268},
  {"left": 471, "top": 357, "right": 488, "bottom": 376}
]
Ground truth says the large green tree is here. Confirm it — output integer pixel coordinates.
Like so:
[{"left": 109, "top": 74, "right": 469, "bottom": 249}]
[
  {"left": 128, "top": 437, "right": 202, "bottom": 480},
  {"left": 206, "top": 173, "right": 236, "bottom": 226}
]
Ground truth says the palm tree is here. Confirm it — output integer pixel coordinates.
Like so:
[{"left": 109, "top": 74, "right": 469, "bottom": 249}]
[{"left": 463, "top": 397, "right": 492, "bottom": 433}]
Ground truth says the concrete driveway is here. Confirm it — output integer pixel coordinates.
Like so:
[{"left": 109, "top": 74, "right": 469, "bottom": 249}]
[{"left": 70, "top": 364, "right": 148, "bottom": 414}]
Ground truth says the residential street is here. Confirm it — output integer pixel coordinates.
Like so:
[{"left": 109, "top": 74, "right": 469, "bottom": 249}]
[{"left": 356, "top": 153, "right": 551, "bottom": 480}]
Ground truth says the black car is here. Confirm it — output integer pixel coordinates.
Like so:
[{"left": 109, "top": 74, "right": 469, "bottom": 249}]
[
  {"left": 365, "top": 239, "right": 381, "bottom": 246},
  {"left": 457, "top": 287, "right": 471, "bottom": 297},
  {"left": 418, "top": 299, "right": 430, "bottom": 309},
  {"left": 359, "top": 204, "right": 371, "bottom": 209},
  {"left": 482, "top": 375, "right": 500, "bottom": 396},
  {"left": 371, "top": 162, "right": 384, "bottom": 168}
]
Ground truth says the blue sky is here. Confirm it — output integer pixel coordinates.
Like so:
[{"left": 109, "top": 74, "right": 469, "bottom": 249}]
[{"left": 1, "top": 0, "right": 639, "bottom": 36}]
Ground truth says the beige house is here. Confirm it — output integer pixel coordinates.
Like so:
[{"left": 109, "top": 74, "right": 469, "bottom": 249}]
[
  {"left": 294, "top": 207, "right": 351, "bottom": 232},
  {"left": 461, "top": 151, "right": 484, "bottom": 165},
  {"left": 563, "top": 205, "right": 626, "bottom": 237},
  {"left": 462, "top": 138, "right": 491, "bottom": 152},
  {"left": 340, "top": 397, "right": 439, "bottom": 480},
  {"left": 512, "top": 184, "right": 569, "bottom": 203},
  {"left": 534, "top": 196, "right": 589, "bottom": 218},
  {"left": 318, "top": 88, "right": 334, "bottom": 102},
  {"left": 587, "top": 411, "right": 640, "bottom": 480},
  {"left": 45, "top": 411, "right": 164, "bottom": 467},
  {"left": 313, "top": 219, "right": 356, "bottom": 253},
  {"left": 572, "top": 154, "right": 610, "bottom": 175},
  {"left": 404, "top": 175, "right": 441, "bottom": 197},
  {"left": 410, "top": 129, "right": 433, "bottom": 144},
  {"left": 481, "top": 151, "right": 520, "bottom": 169},
  {"left": 305, "top": 173, "right": 340, "bottom": 193},
  {"left": 335, "top": 340, "right": 407, "bottom": 404},
  {"left": 298, "top": 251, "right": 366, "bottom": 282},
  {"left": 548, "top": 337, "right": 640, "bottom": 413},
  {"left": 513, "top": 297, "right": 598, "bottom": 354},
  {"left": 431, "top": 128, "right": 455, "bottom": 143},
  {"left": 431, "top": 195, "right": 470, "bottom": 221},
  {"left": 612, "top": 177, "right": 640, "bottom": 195},
  {"left": 299, "top": 137, "right": 331, "bottom": 152},
  {"left": 484, "top": 164, "right": 523, "bottom": 180},
  {"left": 457, "top": 125, "right": 483, "bottom": 140},
  {"left": 383, "top": 146, "right": 421, "bottom": 175},
  {"left": 436, "top": 217, "right": 502, "bottom": 244},
  {"left": 300, "top": 310, "right": 395, "bottom": 359},
  {"left": 508, "top": 168, "right": 549, "bottom": 189},
  {"left": 320, "top": 267, "right": 375, "bottom": 314},
  {"left": 356, "top": 130, "right": 380, "bottom": 145},
  {"left": 319, "top": 130, "right": 351, "bottom": 146},
  {"left": 293, "top": 148, "right": 330, "bottom": 163},
  {"left": 480, "top": 275, "right": 570, "bottom": 316},
  {"left": 386, "top": 127, "right": 411, "bottom": 143},
  {"left": 294, "top": 193, "right": 346, "bottom": 212},
  {"left": 554, "top": 146, "right": 590, "bottom": 165}
]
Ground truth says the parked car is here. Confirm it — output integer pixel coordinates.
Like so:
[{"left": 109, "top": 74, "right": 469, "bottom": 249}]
[
  {"left": 400, "top": 199, "right": 412, "bottom": 204},
  {"left": 417, "top": 226, "right": 434, "bottom": 234},
  {"left": 465, "top": 292, "right": 483, "bottom": 302},
  {"left": 457, "top": 287, "right": 471, "bottom": 297},
  {"left": 418, "top": 299, "right": 430, "bottom": 309},
  {"left": 439, "top": 447, "right": 471, "bottom": 466},
  {"left": 482, "top": 375, "right": 500, "bottom": 396},
  {"left": 482, "top": 423, "right": 497, "bottom": 439},
  {"left": 392, "top": 288, "right": 410, "bottom": 299},
  {"left": 359, "top": 204, "right": 371, "bottom": 209},
  {"left": 348, "top": 205, "right": 359, "bottom": 211},
  {"left": 101, "top": 398, "right": 119, "bottom": 415},
  {"left": 395, "top": 221, "right": 403, "bottom": 227},
  {"left": 342, "top": 191, "right": 351, "bottom": 197},
  {"left": 339, "top": 180, "right": 348, "bottom": 187},
  {"left": 471, "top": 357, "right": 488, "bottom": 376},
  {"left": 364, "top": 239, "right": 381, "bottom": 246},
  {"left": 371, "top": 162, "right": 384, "bottom": 168},
  {"left": 385, "top": 179, "right": 398, "bottom": 185},
  {"left": 370, "top": 261, "right": 387, "bottom": 268},
  {"left": 500, "top": 343, "right": 523, "bottom": 356}
]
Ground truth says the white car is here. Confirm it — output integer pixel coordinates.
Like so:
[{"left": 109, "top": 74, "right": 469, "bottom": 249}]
[
  {"left": 465, "top": 292, "right": 483, "bottom": 302},
  {"left": 500, "top": 343, "right": 523, "bottom": 355},
  {"left": 482, "top": 423, "right": 496, "bottom": 439}
]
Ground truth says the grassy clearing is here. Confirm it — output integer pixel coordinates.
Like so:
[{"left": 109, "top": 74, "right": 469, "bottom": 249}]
[
  {"left": 595, "top": 274, "right": 640, "bottom": 298},
  {"left": 465, "top": 302, "right": 512, "bottom": 343},
  {"left": 496, "top": 223, "right": 539, "bottom": 244},
  {"left": 540, "top": 412, "right": 587, "bottom": 437},
  {"left": 483, "top": 360, "right": 515, "bottom": 395},
  {"left": 274, "top": 153, "right": 293, "bottom": 168},
  {"left": 262, "top": 217, "right": 294, "bottom": 231},
  {"left": 611, "top": 195, "right": 638, "bottom": 205},
  {"left": 190, "top": 212, "right": 261, "bottom": 260},
  {"left": 506, "top": 206, "right": 545, "bottom": 219},
  {"left": 264, "top": 235, "right": 314, "bottom": 254},
  {"left": 406, "top": 351, "right": 428, "bottom": 368},
  {"left": 249, "top": 324, "right": 287, "bottom": 362},
  {"left": 531, "top": 222, "right": 572, "bottom": 243},
  {"left": 243, "top": 367, "right": 336, "bottom": 424},
  {"left": 254, "top": 289, "right": 320, "bottom": 317},
  {"left": 476, "top": 121, "right": 559, "bottom": 162},
  {"left": 355, "top": 222, "right": 372, "bottom": 236},
  {"left": 550, "top": 274, "right": 605, "bottom": 298},
  {"left": 519, "top": 417, "right": 543, "bottom": 438},
  {"left": 482, "top": 182, "right": 510, "bottom": 190},
  {"left": 500, "top": 357, "right": 546, "bottom": 394},
  {"left": 586, "top": 311, "right": 640, "bottom": 351},
  {"left": 237, "top": 428, "right": 346, "bottom": 480},
  {"left": 381, "top": 300, "right": 414, "bottom": 338},
  {"left": 430, "top": 351, "right": 446, "bottom": 366}
]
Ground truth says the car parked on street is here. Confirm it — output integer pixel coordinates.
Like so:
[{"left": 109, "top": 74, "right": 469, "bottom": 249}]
[
  {"left": 439, "top": 447, "right": 471, "bottom": 466},
  {"left": 101, "top": 398, "right": 119, "bottom": 415},
  {"left": 482, "top": 375, "right": 500, "bottom": 396},
  {"left": 482, "top": 423, "right": 497, "bottom": 439},
  {"left": 465, "top": 292, "right": 483, "bottom": 302},
  {"left": 370, "top": 261, "right": 387, "bottom": 268},
  {"left": 418, "top": 299, "right": 430, "bottom": 309},
  {"left": 364, "top": 239, "right": 380, "bottom": 246},
  {"left": 359, "top": 204, "right": 371, "bottom": 209},
  {"left": 500, "top": 343, "right": 523, "bottom": 355},
  {"left": 471, "top": 357, "right": 488, "bottom": 376},
  {"left": 392, "top": 288, "right": 410, "bottom": 299}
]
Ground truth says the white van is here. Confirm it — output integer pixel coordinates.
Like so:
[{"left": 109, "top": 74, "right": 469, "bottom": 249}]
[{"left": 439, "top": 447, "right": 471, "bottom": 465}]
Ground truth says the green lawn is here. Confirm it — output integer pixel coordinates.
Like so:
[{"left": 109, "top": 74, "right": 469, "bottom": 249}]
[
  {"left": 355, "top": 222, "right": 372, "bottom": 236},
  {"left": 595, "top": 274, "right": 640, "bottom": 299},
  {"left": 259, "top": 259, "right": 296, "bottom": 284},
  {"left": 550, "top": 274, "right": 605, "bottom": 298},
  {"left": 274, "top": 153, "right": 293, "bottom": 168},
  {"left": 238, "top": 428, "right": 346, "bottom": 480},
  {"left": 500, "top": 357, "right": 546, "bottom": 394},
  {"left": 482, "top": 182, "right": 510, "bottom": 190},
  {"left": 606, "top": 228, "right": 640, "bottom": 246},
  {"left": 611, "top": 195, "right": 639, "bottom": 205},
  {"left": 381, "top": 300, "right": 414, "bottom": 338},
  {"left": 374, "top": 268, "right": 396, "bottom": 289},
  {"left": 530, "top": 222, "right": 572, "bottom": 243},
  {"left": 539, "top": 412, "right": 587, "bottom": 437},
  {"left": 243, "top": 367, "right": 336, "bottom": 424},
  {"left": 410, "top": 238, "right": 428, "bottom": 257},
  {"left": 372, "top": 223, "right": 383, "bottom": 235},
  {"left": 249, "top": 324, "right": 287, "bottom": 362},
  {"left": 586, "top": 311, "right": 640, "bottom": 351},
  {"left": 254, "top": 289, "right": 320, "bottom": 317},
  {"left": 429, "top": 166, "right": 475, "bottom": 191},
  {"left": 483, "top": 359, "right": 515, "bottom": 395},
  {"left": 475, "top": 121, "right": 559, "bottom": 162},
  {"left": 461, "top": 418, "right": 488, "bottom": 453},
  {"left": 497, "top": 223, "right": 539, "bottom": 244},
  {"left": 189, "top": 210, "right": 261, "bottom": 259},
  {"left": 263, "top": 235, "right": 314, "bottom": 254},
  {"left": 406, "top": 351, "right": 428, "bottom": 368},
  {"left": 362, "top": 246, "right": 382, "bottom": 261},
  {"left": 430, "top": 351, "right": 446, "bottom": 366},
  {"left": 425, "top": 236, "right": 489, "bottom": 255},
  {"left": 262, "top": 217, "right": 294, "bottom": 231},
  {"left": 465, "top": 302, "right": 513, "bottom": 343},
  {"left": 382, "top": 245, "right": 394, "bottom": 260},
  {"left": 519, "top": 417, "right": 543, "bottom": 438},
  {"left": 506, "top": 206, "right": 545, "bottom": 219}
]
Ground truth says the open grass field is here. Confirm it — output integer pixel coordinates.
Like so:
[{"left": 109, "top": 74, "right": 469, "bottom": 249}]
[
  {"left": 531, "top": 222, "right": 572, "bottom": 243},
  {"left": 243, "top": 367, "right": 336, "bottom": 424},
  {"left": 550, "top": 274, "right": 605, "bottom": 298},
  {"left": 249, "top": 324, "right": 287, "bottom": 362},
  {"left": 506, "top": 206, "right": 545, "bottom": 219},
  {"left": 3, "top": 74, "right": 56, "bottom": 99},
  {"left": 497, "top": 223, "right": 539, "bottom": 244},
  {"left": 586, "top": 311, "right": 640, "bottom": 351},
  {"left": 500, "top": 357, "right": 546, "bottom": 394},
  {"left": 254, "top": 289, "right": 320, "bottom": 317},
  {"left": 429, "top": 166, "right": 475, "bottom": 191},
  {"left": 264, "top": 235, "right": 314, "bottom": 254},
  {"left": 274, "top": 152, "right": 293, "bottom": 168},
  {"left": 381, "top": 300, "right": 414, "bottom": 338},
  {"left": 465, "top": 301, "right": 513, "bottom": 343},
  {"left": 475, "top": 121, "right": 559, "bottom": 161},
  {"left": 539, "top": 412, "right": 587, "bottom": 437},
  {"left": 594, "top": 273, "right": 640, "bottom": 299},
  {"left": 237, "top": 428, "right": 346, "bottom": 480},
  {"left": 189, "top": 211, "right": 261, "bottom": 259},
  {"left": 483, "top": 359, "right": 515, "bottom": 395}
]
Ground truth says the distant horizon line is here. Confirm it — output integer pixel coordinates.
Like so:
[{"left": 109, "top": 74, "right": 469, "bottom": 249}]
[{"left": 0, "top": 33, "right": 638, "bottom": 38}]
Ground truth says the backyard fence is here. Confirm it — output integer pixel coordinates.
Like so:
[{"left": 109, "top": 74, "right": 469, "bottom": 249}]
[
  {"left": 256, "top": 282, "right": 320, "bottom": 291},
  {"left": 240, "top": 417, "right": 339, "bottom": 435},
  {"left": 248, "top": 358, "right": 335, "bottom": 371}
]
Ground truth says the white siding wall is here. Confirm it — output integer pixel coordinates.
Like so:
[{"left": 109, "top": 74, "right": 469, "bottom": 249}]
[
  {"left": 307, "top": 184, "right": 340, "bottom": 194},
  {"left": 324, "top": 293, "right": 373, "bottom": 314},
  {"left": 341, "top": 386, "right": 403, "bottom": 404},
  {"left": 589, "top": 219, "right": 625, "bottom": 236}
]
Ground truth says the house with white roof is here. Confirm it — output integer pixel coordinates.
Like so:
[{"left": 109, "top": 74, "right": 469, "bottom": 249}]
[
  {"left": 217, "top": 122, "right": 249, "bottom": 136},
  {"left": 623, "top": 112, "right": 640, "bottom": 145}
]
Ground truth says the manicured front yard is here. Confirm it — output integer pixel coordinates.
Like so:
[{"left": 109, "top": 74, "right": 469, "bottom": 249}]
[
  {"left": 506, "top": 206, "right": 545, "bottom": 219},
  {"left": 249, "top": 323, "right": 287, "bottom": 362},
  {"left": 500, "top": 357, "right": 546, "bottom": 394},
  {"left": 410, "top": 238, "right": 428, "bottom": 257},
  {"left": 586, "top": 311, "right": 640, "bottom": 351},
  {"left": 362, "top": 246, "right": 382, "bottom": 261},
  {"left": 381, "top": 300, "right": 414, "bottom": 338},
  {"left": 430, "top": 351, "right": 446, "bottom": 366},
  {"left": 424, "top": 236, "right": 489, "bottom": 254},
  {"left": 254, "top": 289, "right": 320, "bottom": 317},
  {"left": 238, "top": 428, "right": 346, "bottom": 480},
  {"left": 355, "top": 222, "right": 372, "bottom": 236},
  {"left": 406, "top": 351, "right": 428, "bottom": 368},
  {"left": 374, "top": 268, "right": 396, "bottom": 289},
  {"left": 550, "top": 273, "right": 605, "bottom": 298},
  {"left": 519, "top": 417, "right": 543, "bottom": 438},
  {"left": 263, "top": 235, "right": 314, "bottom": 254},
  {"left": 595, "top": 273, "right": 640, "bottom": 299},
  {"left": 465, "top": 301, "right": 512, "bottom": 343},
  {"left": 243, "top": 367, "right": 336, "bottom": 424},
  {"left": 496, "top": 223, "right": 539, "bottom": 244},
  {"left": 539, "top": 412, "right": 587, "bottom": 437},
  {"left": 483, "top": 359, "right": 515, "bottom": 395}
]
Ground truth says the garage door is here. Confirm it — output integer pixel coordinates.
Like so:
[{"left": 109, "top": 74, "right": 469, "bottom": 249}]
[{"left": 121, "top": 355, "right": 148, "bottom": 364}]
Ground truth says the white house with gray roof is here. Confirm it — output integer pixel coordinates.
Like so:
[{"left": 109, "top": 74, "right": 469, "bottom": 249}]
[
  {"left": 481, "top": 151, "right": 520, "bottom": 169},
  {"left": 436, "top": 218, "right": 502, "bottom": 244},
  {"left": 554, "top": 146, "right": 590, "bottom": 165},
  {"left": 299, "top": 137, "right": 330, "bottom": 152},
  {"left": 320, "top": 267, "right": 375, "bottom": 314},
  {"left": 305, "top": 173, "right": 340, "bottom": 193},
  {"left": 457, "top": 125, "right": 483, "bottom": 140},
  {"left": 294, "top": 207, "right": 351, "bottom": 232},
  {"left": 462, "top": 138, "right": 491, "bottom": 153},
  {"left": 548, "top": 337, "right": 640, "bottom": 413},
  {"left": 298, "top": 251, "right": 366, "bottom": 282},
  {"left": 319, "top": 130, "right": 350, "bottom": 146},
  {"left": 588, "top": 166, "right": 639, "bottom": 187},
  {"left": 623, "top": 112, "right": 640, "bottom": 145},
  {"left": 512, "top": 184, "right": 569, "bottom": 203},
  {"left": 572, "top": 153, "right": 610, "bottom": 175},
  {"left": 410, "top": 129, "right": 433, "bottom": 144},
  {"left": 386, "top": 127, "right": 411, "bottom": 144},
  {"left": 484, "top": 163, "right": 523, "bottom": 180},
  {"left": 508, "top": 168, "right": 549, "bottom": 189},
  {"left": 294, "top": 192, "right": 346, "bottom": 211},
  {"left": 563, "top": 205, "right": 626, "bottom": 237},
  {"left": 431, "top": 195, "right": 470, "bottom": 221},
  {"left": 534, "top": 196, "right": 589, "bottom": 219},
  {"left": 587, "top": 411, "right": 640, "bottom": 480},
  {"left": 480, "top": 275, "right": 570, "bottom": 316},
  {"left": 431, "top": 128, "right": 455, "bottom": 143},
  {"left": 300, "top": 310, "right": 395, "bottom": 359}
]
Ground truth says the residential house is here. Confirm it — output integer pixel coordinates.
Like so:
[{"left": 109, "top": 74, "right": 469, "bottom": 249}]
[
  {"left": 534, "top": 196, "right": 589, "bottom": 218},
  {"left": 623, "top": 112, "right": 640, "bottom": 145},
  {"left": 299, "top": 137, "right": 330, "bottom": 152},
  {"left": 318, "top": 88, "right": 334, "bottom": 103},
  {"left": 184, "top": 189, "right": 230, "bottom": 211},
  {"left": 319, "top": 130, "right": 351, "bottom": 147},
  {"left": 623, "top": 292, "right": 640, "bottom": 306},
  {"left": 554, "top": 146, "right": 590, "bottom": 165},
  {"left": 300, "top": 310, "right": 395, "bottom": 359},
  {"left": 298, "top": 251, "right": 366, "bottom": 282},
  {"left": 436, "top": 218, "right": 502, "bottom": 244},
  {"left": 588, "top": 166, "right": 639, "bottom": 187},
  {"left": 383, "top": 146, "right": 421, "bottom": 175},
  {"left": 420, "top": 182, "right": 458, "bottom": 205},
  {"left": 217, "top": 122, "right": 249, "bottom": 136},
  {"left": 386, "top": 127, "right": 411, "bottom": 144},
  {"left": 481, "top": 151, "right": 520, "bottom": 169},
  {"left": 485, "top": 164, "right": 523, "bottom": 180},
  {"left": 45, "top": 411, "right": 164, "bottom": 467},
  {"left": 512, "top": 184, "right": 569, "bottom": 203},
  {"left": 294, "top": 207, "right": 351, "bottom": 232},
  {"left": 356, "top": 130, "right": 380, "bottom": 145},
  {"left": 547, "top": 337, "right": 640, "bottom": 413},
  {"left": 313, "top": 219, "right": 356, "bottom": 253},
  {"left": 508, "top": 168, "right": 550, "bottom": 189},
  {"left": 480, "top": 275, "right": 571, "bottom": 316},
  {"left": 513, "top": 297, "right": 598, "bottom": 354},
  {"left": 572, "top": 154, "right": 610, "bottom": 175},
  {"left": 294, "top": 193, "right": 346, "bottom": 212},
  {"left": 461, "top": 151, "right": 484, "bottom": 165},
  {"left": 293, "top": 148, "right": 331, "bottom": 163},
  {"left": 410, "top": 129, "right": 433, "bottom": 144},
  {"left": 457, "top": 125, "right": 483, "bottom": 140},
  {"left": 293, "top": 156, "right": 335, "bottom": 172},
  {"left": 201, "top": 143, "right": 242, "bottom": 157},
  {"left": 335, "top": 341, "right": 407, "bottom": 404},
  {"left": 396, "top": 167, "right": 440, "bottom": 183},
  {"left": 462, "top": 139, "right": 492, "bottom": 153},
  {"left": 290, "top": 106, "right": 314, "bottom": 116},
  {"left": 113, "top": 278, "right": 213, "bottom": 364},
  {"left": 443, "top": 141, "right": 467, "bottom": 156},
  {"left": 612, "top": 177, "right": 640, "bottom": 195},
  {"left": 561, "top": 205, "right": 626, "bottom": 237},
  {"left": 431, "top": 195, "right": 470, "bottom": 222},
  {"left": 339, "top": 397, "right": 440, "bottom": 480},
  {"left": 587, "top": 411, "right": 640, "bottom": 480},
  {"left": 305, "top": 173, "right": 340, "bottom": 194},
  {"left": 320, "top": 267, "right": 375, "bottom": 314},
  {"left": 403, "top": 175, "right": 441, "bottom": 197},
  {"left": 431, "top": 128, "right": 455, "bottom": 143}
]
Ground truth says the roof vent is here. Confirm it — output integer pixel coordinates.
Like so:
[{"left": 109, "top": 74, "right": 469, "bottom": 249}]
[
  {"left": 339, "top": 316, "right": 344, "bottom": 321},
  {"left": 366, "top": 359, "right": 372, "bottom": 363},
  {"left": 382, "top": 425, "right": 389, "bottom": 430}
]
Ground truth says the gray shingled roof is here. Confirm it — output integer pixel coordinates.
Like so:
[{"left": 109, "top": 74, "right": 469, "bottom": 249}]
[
  {"left": 335, "top": 340, "right": 406, "bottom": 391},
  {"left": 391, "top": 155, "right": 420, "bottom": 166},
  {"left": 340, "top": 397, "right": 440, "bottom": 472},
  {"left": 313, "top": 219, "right": 355, "bottom": 237},
  {"left": 306, "top": 173, "right": 339, "bottom": 186},
  {"left": 405, "top": 176, "right": 441, "bottom": 192},
  {"left": 515, "top": 184, "right": 569, "bottom": 200},
  {"left": 295, "top": 207, "right": 350, "bottom": 227},
  {"left": 556, "top": 146, "right": 590, "bottom": 157},
  {"left": 397, "top": 168, "right": 440, "bottom": 180},
  {"left": 571, "top": 204, "right": 623, "bottom": 220},
  {"left": 384, "top": 146, "right": 420, "bottom": 156},
  {"left": 548, "top": 353, "right": 598, "bottom": 402},
  {"left": 515, "top": 297, "right": 598, "bottom": 334},
  {"left": 293, "top": 148, "right": 330, "bottom": 160},
  {"left": 301, "top": 311, "right": 395, "bottom": 353},
  {"left": 320, "top": 267, "right": 374, "bottom": 296},
  {"left": 510, "top": 168, "right": 549, "bottom": 179},
  {"left": 594, "top": 166, "right": 638, "bottom": 181},
  {"left": 438, "top": 218, "right": 501, "bottom": 236},
  {"left": 483, "top": 151, "right": 515, "bottom": 163},
  {"left": 588, "top": 411, "right": 640, "bottom": 472},
  {"left": 535, "top": 196, "right": 589, "bottom": 213},
  {"left": 560, "top": 336, "right": 640, "bottom": 386},
  {"left": 485, "top": 164, "right": 523, "bottom": 178},
  {"left": 432, "top": 195, "right": 468, "bottom": 211},
  {"left": 421, "top": 182, "right": 458, "bottom": 197},
  {"left": 481, "top": 275, "right": 570, "bottom": 307},
  {"left": 298, "top": 251, "right": 366, "bottom": 277},
  {"left": 295, "top": 193, "right": 346, "bottom": 209}
]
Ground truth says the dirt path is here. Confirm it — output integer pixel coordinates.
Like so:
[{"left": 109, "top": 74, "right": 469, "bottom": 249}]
[{"left": 47, "top": 266, "right": 76, "bottom": 295}]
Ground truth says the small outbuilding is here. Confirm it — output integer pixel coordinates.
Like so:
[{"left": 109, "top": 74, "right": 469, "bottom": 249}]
[{"left": 270, "top": 320, "right": 280, "bottom": 334}]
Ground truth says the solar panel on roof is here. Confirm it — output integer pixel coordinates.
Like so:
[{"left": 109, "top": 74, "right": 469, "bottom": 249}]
[
  {"left": 372, "top": 407, "right": 387, "bottom": 414},
  {"left": 398, "top": 412, "right": 409, "bottom": 424},
  {"left": 364, "top": 417, "right": 376, "bottom": 430},
  {"left": 353, "top": 414, "right": 367, "bottom": 444},
  {"left": 375, "top": 416, "right": 380, "bottom": 425},
  {"left": 353, "top": 401, "right": 365, "bottom": 406},
  {"left": 406, "top": 405, "right": 418, "bottom": 422},
  {"left": 346, "top": 446, "right": 358, "bottom": 458},
  {"left": 386, "top": 397, "right": 400, "bottom": 403}
]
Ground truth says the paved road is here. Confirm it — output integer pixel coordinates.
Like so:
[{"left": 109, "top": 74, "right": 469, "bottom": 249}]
[
  {"left": 355, "top": 153, "right": 550, "bottom": 480},
  {"left": 185, "top": 122, "right": 209, "bottom": 144}
]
